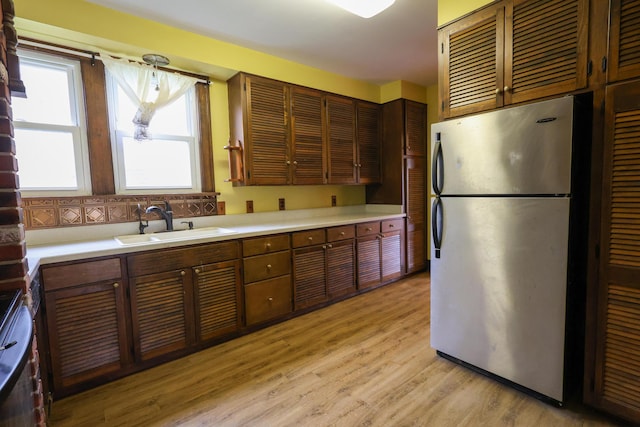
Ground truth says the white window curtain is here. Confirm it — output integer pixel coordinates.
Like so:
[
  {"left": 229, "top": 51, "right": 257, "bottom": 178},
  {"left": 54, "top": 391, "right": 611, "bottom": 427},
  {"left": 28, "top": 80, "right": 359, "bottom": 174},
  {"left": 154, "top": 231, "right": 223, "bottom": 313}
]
[{"left": 101, "top": 54, "right": 197, "bottom": 140}]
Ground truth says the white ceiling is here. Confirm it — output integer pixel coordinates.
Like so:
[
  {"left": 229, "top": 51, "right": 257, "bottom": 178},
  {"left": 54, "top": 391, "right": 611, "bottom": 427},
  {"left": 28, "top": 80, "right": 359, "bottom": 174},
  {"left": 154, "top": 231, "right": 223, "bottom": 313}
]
[{"left": 87, "top": 0, "right": 439, "bottom": 87}]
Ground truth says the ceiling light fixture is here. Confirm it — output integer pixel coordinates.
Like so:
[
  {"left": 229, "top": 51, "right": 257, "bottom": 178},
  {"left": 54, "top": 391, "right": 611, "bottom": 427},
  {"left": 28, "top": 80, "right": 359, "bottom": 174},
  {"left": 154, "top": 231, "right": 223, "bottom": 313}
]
[{"left": 324, "top": 0, "right": 396, "bottom": 18}]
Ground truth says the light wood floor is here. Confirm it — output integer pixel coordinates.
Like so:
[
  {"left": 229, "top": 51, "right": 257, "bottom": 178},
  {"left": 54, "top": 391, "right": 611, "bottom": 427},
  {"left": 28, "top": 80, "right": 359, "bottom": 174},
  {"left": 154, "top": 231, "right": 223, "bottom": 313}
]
[{"left": 49, "top": 272, "right": 623, "bottom": 426}]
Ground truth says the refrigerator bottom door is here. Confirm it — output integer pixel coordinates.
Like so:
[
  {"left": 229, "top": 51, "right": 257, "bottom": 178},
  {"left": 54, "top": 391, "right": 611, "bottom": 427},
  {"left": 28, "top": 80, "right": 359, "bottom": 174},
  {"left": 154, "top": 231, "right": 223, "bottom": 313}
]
[{"left": 430, "top": 196, "right": 570, "bottom": 402}]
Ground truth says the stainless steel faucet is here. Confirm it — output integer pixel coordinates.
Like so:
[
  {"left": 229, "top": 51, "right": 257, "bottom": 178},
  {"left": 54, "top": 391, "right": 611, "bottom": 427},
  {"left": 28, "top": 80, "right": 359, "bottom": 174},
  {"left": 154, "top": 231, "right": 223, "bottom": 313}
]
[{"left": 145, "top": 201, "right": 174, "bottom": 231}]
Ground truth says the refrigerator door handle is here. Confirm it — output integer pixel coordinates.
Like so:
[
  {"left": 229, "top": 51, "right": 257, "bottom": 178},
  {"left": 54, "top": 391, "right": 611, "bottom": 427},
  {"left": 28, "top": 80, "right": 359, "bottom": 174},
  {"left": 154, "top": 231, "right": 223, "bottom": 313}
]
[
  {"left": 431, "top": 196, "right": 443, "bottom": 259},
  {"left": 432, "top": 133, "right": 443, "bottom": 195}
]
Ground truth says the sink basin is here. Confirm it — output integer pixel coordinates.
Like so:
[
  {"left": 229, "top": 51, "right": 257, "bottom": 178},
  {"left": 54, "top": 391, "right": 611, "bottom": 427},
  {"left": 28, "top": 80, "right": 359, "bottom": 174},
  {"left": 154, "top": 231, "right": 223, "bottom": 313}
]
[{"left": 115, "top": 227, "right": 237, "bottom": 245}]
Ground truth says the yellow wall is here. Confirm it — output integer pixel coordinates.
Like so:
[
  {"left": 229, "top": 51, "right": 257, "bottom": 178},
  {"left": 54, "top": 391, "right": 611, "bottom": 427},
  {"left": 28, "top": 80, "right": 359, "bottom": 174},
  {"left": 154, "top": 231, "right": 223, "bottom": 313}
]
[
  {"left": 14, "top": 0, "right": 432, "bottom": 215},
  {"left": 438, "top": 0, "right": 492, "bottom": 26}
]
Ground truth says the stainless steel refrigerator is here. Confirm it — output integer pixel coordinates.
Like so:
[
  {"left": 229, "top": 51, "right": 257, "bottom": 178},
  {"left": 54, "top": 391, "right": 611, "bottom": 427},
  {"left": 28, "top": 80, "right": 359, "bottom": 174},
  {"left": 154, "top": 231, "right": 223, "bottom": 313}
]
[{"left": 430, "top": 95, "right": 591, "bottom": 405}]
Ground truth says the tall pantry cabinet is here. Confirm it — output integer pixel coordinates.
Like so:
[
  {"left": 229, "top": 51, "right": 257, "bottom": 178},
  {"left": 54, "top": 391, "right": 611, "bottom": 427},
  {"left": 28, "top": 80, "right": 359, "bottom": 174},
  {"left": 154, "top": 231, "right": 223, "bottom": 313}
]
[
  {"left": 366, "top": 99, "right": 428, "bottom": 274},
  {"left": 583, "top": 0, "right": 640, "bottom": 423}
]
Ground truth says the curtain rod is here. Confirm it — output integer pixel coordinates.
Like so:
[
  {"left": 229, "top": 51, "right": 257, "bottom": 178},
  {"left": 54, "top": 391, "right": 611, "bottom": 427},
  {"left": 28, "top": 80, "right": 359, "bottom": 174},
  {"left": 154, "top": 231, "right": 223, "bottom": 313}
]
[{"left": 18, "top": 37, "right": 211, "bottom": 85}]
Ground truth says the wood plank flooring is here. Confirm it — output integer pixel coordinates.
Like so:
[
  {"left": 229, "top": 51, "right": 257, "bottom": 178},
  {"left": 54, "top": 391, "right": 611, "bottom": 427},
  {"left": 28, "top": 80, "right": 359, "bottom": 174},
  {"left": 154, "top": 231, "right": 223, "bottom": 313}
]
[{"left": 49, "top": 272, "right": 624, "bottom": 426}]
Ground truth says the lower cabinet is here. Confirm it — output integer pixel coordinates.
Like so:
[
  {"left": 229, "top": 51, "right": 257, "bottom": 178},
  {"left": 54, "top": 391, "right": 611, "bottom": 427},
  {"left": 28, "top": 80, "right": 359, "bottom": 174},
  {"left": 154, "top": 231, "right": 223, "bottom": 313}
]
[
  {"left": 357, "top": 219, "right": 404, "bottom": 290},
  {"left": 40, "top": 218, "right": 403, "bottom": 398},
  {"left": 127, "top": 241, "right": 241, "bottom": 362},
  {"left": 242, "top": 234, "right": 292, "bottom": 325},
  {"left": 41, "top": 257, "right": 130, "bottom": 397}
]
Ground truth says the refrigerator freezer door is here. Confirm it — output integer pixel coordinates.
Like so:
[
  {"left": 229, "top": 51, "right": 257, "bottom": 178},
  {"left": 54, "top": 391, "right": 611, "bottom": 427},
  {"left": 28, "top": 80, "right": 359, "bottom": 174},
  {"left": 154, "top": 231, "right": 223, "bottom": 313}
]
[
  {"left": 430, "top": 196, "right": 570, "bottom": 401},
  {"left": 431, "top": 96, "right": 574, "bottom": 196}
]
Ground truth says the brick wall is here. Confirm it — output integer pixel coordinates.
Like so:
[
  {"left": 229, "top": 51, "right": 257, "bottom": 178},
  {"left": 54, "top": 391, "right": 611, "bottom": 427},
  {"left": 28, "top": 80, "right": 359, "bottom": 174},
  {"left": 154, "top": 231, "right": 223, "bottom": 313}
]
[{"left": 0, "top": 0, "right": 46, "bottom": 424}]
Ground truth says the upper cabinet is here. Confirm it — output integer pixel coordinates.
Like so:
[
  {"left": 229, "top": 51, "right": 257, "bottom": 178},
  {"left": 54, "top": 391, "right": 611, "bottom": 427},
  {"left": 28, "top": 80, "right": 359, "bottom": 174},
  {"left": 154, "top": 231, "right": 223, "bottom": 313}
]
[
  {"left": 608, "top": 0, "right": 640, "bottom": 83},
  {"left": 227, "top": 72, "right": 380, "bottom": 186},
  {"left": 438, "top": 0, "right": 589, "bottom": 119}
]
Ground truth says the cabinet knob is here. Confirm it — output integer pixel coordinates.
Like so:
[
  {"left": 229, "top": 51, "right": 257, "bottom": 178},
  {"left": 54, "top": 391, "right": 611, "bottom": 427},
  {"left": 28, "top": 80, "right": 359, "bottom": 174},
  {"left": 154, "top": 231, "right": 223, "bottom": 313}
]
[
  {"left": 366, "top": 227, "right": 372, "bottom": 231},
  {"left": 293, "top": 160, "right": 298, "bottom": 165},
  {"left": 266, "top": 264, "right": 272, "bottom": 269},
  {"left": 495, "top": 88, "right": 501, "bottom": 95},
  {"left": 180, "top": 270, "right": 186, "bottom": 276},
  {"left": 308, "top": 236, "right": 313, "bottom": 241},
  {"left": 286, "top": 160, "right": 291, "bottom": 165},
  {"left": 327, "top": 244, "right": 333, "bottom": 249},
  {"left": 268, "top": 297, "right": 273, "bottom": 302},
  {"left": 266, "top": 242, "right": 271, "bottom": 249},
  {"left": 389, "top": 224, "right": 394, "bottom": 228},
  {"left": 113, "top": 282, "right": 119, "bottom": 288},
  {"left": 407, "top": 145, "right": 411, "bottom": 151},
  {"left": 195, "top": 268, "right": 200, "bottom": 274},
  {"left": 504, "top": 86, "right": 510, "bottom": 93},
  {"left": 339, "top": 231, "right": 345, "bottom": 236}
]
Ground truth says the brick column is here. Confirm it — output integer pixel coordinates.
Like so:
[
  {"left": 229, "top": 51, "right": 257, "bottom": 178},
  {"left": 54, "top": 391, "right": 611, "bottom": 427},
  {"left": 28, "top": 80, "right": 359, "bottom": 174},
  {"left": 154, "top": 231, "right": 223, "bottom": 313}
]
[{"left": 0, "top": 0, "right": 45, "bottom": 425}]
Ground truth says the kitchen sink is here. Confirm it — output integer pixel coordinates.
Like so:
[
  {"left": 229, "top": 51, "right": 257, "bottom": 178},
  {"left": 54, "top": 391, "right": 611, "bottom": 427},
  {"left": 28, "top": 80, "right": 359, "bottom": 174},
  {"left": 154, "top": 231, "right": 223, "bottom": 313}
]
[{"left": 115, "top": 226, "right": 237, "bottom": 245}]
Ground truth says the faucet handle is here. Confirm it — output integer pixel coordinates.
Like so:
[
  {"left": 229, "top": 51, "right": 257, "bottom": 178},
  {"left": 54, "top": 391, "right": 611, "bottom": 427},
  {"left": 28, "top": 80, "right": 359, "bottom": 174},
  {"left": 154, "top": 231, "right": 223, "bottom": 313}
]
[{"left": 164, "top": 200, "right": 173, "bottom": 213}]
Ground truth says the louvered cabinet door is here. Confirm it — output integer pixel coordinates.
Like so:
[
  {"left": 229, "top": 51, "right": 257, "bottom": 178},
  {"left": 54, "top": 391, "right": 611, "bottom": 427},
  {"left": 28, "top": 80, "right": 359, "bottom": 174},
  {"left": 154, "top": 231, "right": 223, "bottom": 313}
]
[
  {"left": 45, "top": 281, "right": 130, "bottom": 394},
  {"left": 406, "top": 157, "right": 427, "bottom": 274},
  {"left": 245, "top": 75, "right": 290, "bottom": 185},
  {"left": 591, "top": 80, "right": 640, "bottom": 423},
  {"left": 608, "top": 0, "right": 640, "bottom": 83},
  {"left": 291, "top": 87, "right": 326, "bottom": 184},
  {"left": 130, "top": 270, "right": 193, "bottom": 362},
  {"left": 381, "top": 220, "right": 404, "bottom": 283},
  {"left": 357, "top": 235, "right": 382, "bottom": 290},
  {"left": 326, "top": 239, "right": 356, "bottom": 299},
  {"left": 356, "top": 101, "right": 381, "bottom": 184},
  {"left": 505, "top": 0, "right": 589, "bottom": 104},
  {"left": 293, "top": 245, "right": 328, "bottom": 310},
  {"left": 193, "top": 260, "right": 242, "bottom": 343},
  {"left": 404, "top": 101, "right": 427, "bottom": 157},
  {"left": 439, "top": 3, "right": 504, "bottom": 119},
  {"left": 326, "top": 95, "right": 357, "bottom": 184}
]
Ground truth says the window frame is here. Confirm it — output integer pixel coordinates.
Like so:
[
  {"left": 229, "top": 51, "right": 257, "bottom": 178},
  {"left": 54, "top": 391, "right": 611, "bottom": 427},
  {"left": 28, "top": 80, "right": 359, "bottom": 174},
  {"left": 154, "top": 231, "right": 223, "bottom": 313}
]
[
  {"left": 13, "top": 49, "right": 93, "bottom": 197},
  {"left": 105, "top": 73, "right": 202, "bottom": 194},
  {"left": 15, "top": 41, "right": 215, "bottom": 197}
]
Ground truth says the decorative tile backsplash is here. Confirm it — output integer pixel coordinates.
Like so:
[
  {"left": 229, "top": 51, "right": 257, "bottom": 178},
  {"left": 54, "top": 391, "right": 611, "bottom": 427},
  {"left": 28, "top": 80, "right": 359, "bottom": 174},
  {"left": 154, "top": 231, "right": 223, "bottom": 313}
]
[{"left": 22, "top": 193, "right": 219, "bottom": 230}]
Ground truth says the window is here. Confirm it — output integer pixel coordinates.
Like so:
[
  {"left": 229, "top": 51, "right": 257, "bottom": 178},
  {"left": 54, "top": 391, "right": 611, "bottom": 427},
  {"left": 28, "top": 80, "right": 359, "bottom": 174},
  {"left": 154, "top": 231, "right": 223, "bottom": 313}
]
[
  {"left": 106, "top": 75, "right": 201, "bottom": 193},
  {"left": 13, "top": 50, "right": 91, "bottom": 196},
  {"left": 14, "top": 43, "right": 214, "bottom": 197}
]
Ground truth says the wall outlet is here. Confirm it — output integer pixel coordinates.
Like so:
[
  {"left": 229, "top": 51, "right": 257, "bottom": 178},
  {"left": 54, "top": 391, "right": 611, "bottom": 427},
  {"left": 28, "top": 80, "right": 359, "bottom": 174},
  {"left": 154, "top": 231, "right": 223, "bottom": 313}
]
[
  {"left": 217, "top": 201, "right": 226, "bottom": 215},
  {"left": 331, "top": 195, "right": 337, "bottom": 207},
  {"left": 279, "top": 198, "right": 285, "bottom": 211},
  {"left": 246, "top": 200, "right": 254, "bottom": 213}
]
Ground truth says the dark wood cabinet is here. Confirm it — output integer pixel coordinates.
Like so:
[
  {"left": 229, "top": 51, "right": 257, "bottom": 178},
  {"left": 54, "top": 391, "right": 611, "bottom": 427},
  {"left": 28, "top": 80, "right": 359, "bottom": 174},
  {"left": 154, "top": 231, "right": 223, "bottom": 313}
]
[
  {"left": 367, "top": 99, "right": 427, "bottom": 275},
  {"left": 439, "top": 0, "right": 589, "bottom": 119},
  {"left": 356, "top": 101, "right": 382, "bottom": 184},
  {"left": 127, "top": 241, "right": 241, "bottom": 361},
  {"left": 41, "top": 257, "right": 130, "bottom": 397},
  {"left": 583, "top": 79, "right": 640, "bottom": 424},
  {"left": 228, "top": 72, "right": 380, "bottom": 185},
  {"left": 357, "top": 219, "right": 404, "bottom": 290},
  {"left": 326, "top": 95, "right": 357, "bottom": 184},
  {"left": 242, "top": 234, "right": 292, "bottom": 325},
  {"left": 607, "top": 0, "right": 640, "bottom": 83},
  {"left": 292, "top": 225, "right": 357, "bottom": 309}
]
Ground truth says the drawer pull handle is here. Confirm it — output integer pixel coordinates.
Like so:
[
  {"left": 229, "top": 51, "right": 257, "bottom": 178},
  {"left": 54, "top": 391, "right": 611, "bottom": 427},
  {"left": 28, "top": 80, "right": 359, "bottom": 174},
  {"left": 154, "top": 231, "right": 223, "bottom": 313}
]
[
  {"left": 266, "top": 243, "right": 271, "bottom": 249},
  {"left": 266, "top": 264, "right": 272, "bottom": 269},
  {"left": 113, "top": 282, "right": 119, "bottom": 288},
  {"left": 339, "top": 231, "right": 345, "bottom": 236},
  {"left": 366, "top": 227, "right": 372, "bottom": 232},
  {"left": 268, "top": 297, "right": 273, "bottom": 302},
  {"left": 389, "top": 224, "right": 394, "bottom": 228},
  {"left": 308, "top": 237, "right": 313, "bottom": 241}
]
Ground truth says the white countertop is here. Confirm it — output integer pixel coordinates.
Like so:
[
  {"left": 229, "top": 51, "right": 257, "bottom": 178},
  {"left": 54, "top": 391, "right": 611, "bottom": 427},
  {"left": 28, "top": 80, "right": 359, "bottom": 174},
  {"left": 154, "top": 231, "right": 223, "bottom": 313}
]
[{"left": 26, "top": 205, "right": 404, "bottom": 270}]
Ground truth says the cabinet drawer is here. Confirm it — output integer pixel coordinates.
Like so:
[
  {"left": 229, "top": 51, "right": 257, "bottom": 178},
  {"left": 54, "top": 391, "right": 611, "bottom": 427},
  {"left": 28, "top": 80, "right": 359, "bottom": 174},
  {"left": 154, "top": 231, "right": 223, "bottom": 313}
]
[
  {"left": 128, "top": 241, "right": 239, "bottom": 277},
  {"left": 357, "top": 221, "right": 380, "bottom": 237},
  {"left": 242, "top": 234, "right": 290, "bottom": 257},
  {"left": 291, "top": 229, "right": 325, "bottom": 248},
  {"left": 42, "top": 258, "right": 122, "bottom": 291},
  {"left": 244, "top": 276, "right": 292, "bottom": 325},
  {"left": 327, "top": 225, "right": 355, "bottom": 242},
  {"left": 382, "top": 218, "right": 403, "bottom": 233},
  {"left": 243, "top": 251, "right": 291, "bottom": 283}
]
